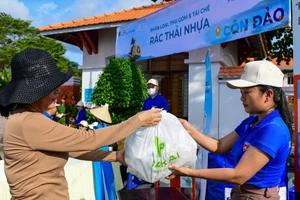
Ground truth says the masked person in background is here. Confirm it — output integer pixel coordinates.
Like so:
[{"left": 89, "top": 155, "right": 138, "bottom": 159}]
[
  {"left": 85, "top": 102, "right": 92, "bottom": 111},
  {"left": 167, "top": 60, "right": 293, "bottom": 200},
  {"left": 0, "top": 48, "right": 162, "bottom": 199},
  {"left": 142, "top": 78, "right": 168, "bottom": 111}
]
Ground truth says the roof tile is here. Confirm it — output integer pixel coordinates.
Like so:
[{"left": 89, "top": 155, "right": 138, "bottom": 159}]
[
  {"left": 38, "top": 1, "right": 175, "bottom": 32},
  {"left": 219, "top": 66, "right": 245, "bottom": 78},
  {"left": 219, "top": 59, "right": 293, "bottom": 78}
]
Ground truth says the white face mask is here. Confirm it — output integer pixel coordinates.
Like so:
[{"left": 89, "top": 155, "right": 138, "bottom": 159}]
[{"left": 147, "top": 88, "right": 157, "bottom": 96}]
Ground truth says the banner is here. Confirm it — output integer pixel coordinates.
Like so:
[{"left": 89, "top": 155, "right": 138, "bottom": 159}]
[
  {"left": 84, "top": 88, "right": 94, "bottom": 102},
  {"left": 203, "top": 49, "right": 212, "bottom": 136},
  {"left": 116, "top": 0, "right": 290, "bottom": 61},
  {"left": 200, "top": 49, "right": 212, "bottom": 200},
  {"left": 292, "top": 2, "right": 300, "bottom": 198}
]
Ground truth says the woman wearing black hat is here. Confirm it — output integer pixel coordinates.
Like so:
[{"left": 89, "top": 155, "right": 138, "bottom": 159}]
[{"left": 0, "top": 48, "right": 162, "bottom": 199}]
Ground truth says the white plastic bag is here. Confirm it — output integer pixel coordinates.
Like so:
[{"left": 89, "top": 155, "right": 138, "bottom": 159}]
[{"left": 124, "top": 111, "right": 197, "bottom": 183}]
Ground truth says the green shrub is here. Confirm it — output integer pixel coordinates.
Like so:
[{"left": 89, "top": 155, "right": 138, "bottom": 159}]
[{"left": 92, "top": 58, "right": 148, "bottom": 124}]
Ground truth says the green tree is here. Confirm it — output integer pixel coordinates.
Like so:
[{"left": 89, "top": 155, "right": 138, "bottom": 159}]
[
  {"left": 0, "top": 68, "right": 11, "bottom": 91},
  {"left": 0, "top": 13, "right": 81, "bottom": 90},
  {"left": 92, "top": 58, "right": 148, "bottom": 124},
  {"left": 265, "top": 27, "right": 293, "bottom": 65},
  {"left": 70, "top": 61, "right": 82, "bottom": 77}
]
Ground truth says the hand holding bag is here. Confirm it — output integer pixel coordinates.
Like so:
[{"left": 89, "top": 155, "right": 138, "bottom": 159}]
[{"left": 125, "top": 111, "right": 197, "bottom": 183}]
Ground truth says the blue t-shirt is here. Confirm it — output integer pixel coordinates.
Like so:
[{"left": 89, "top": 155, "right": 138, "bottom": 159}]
[
  {"left": 74, "top": 109, "right": 87, "bottom": 125},
  {"left": 232, "top": 110, "right": 291, "bottom": 188},
  {"left": 93, "top": 122, "right": 109, "bottom": 151},
  {"left": 43, "top": 111, "right": 54, "bottom": 120},
  {"left": 94, "top": 122, "right": 108, "bottom": 130},
  {"left": 142, "top": 94, "right": 168, "bottom": 111}
]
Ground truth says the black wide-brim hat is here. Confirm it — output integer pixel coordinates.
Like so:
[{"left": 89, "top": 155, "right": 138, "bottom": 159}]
[{"left": 0, "top": 48, "right": 73, "bottom": 107}]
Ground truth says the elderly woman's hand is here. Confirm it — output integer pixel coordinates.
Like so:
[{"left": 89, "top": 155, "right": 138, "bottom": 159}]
[
  {"left": 137, "top": 108, "right": 162, "bottom": 126},
  {"left": 116, "top": 150, "right": 127, "bottom": 166}
]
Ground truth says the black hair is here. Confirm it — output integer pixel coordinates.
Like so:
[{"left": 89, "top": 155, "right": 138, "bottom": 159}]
[
  {"left": 0, "top": 104, "right": 26, "bottom": 117},
  {"left": 77, "top": 124, "right": 90, "bottom": 131},
  {"left": 258, "top": 85, "right": 294, "bottom": 139},
  {"left": 97, "top": 119, "right": 105, "bottom": 126},
  {"left": 0, "top": 104, "right": 16, "bottom": 117}
]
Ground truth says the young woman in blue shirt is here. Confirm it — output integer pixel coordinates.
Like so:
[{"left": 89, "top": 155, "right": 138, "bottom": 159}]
[{"left": 167, "top": 60, "right": 293, "bottom": 200}]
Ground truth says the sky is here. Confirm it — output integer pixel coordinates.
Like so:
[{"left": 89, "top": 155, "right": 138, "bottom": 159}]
[{"left": 0, "top": 0, "right": 161, "bottom": 65}]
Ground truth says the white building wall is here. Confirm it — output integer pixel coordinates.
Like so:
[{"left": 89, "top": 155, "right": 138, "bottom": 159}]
[
  {"left": 81, "top": 69, "right": 103, "bottom": 102},
  {"left": 187, "top": 45, "right": 222, "bottom": 64},
  {"left": 80, "top": 28, "right": 117, "bottom": 101},
  {"left": 283, "top": 73, "right": 294, "bottom": 96},
  {"left": 186, "top": 42, "right": 245, "bottom": 140},
  {"left": 218, "top": 40, "right": 247, "bottom": 138},
  {"left": 218, "top": 81, "right": 248, "bottom": 138},
  {"left": 186, "top": 40, "right": 238, "bottom": 67},
  {"left": 81, "top": 28, "right": 117, "bottom": 69},
  {"left": 187, "top": 63, "right": 205, "bottom": 132},
  {"left": 220, "top": 41, "right": 238, "bottom": 66},
  {"left": 186, "top": 46, "right": 221, "bottom": 139}
]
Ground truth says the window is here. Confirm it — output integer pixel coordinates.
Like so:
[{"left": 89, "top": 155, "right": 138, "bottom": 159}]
[{"left": 287, "top": 73, "right": 294, "bottom": 85}]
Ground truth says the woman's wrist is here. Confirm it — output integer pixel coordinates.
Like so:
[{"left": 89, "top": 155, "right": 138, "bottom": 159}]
[
  {"left": 116, "top": 150, "right": 127, "bottom": 166},
  {"left": 115, "top": 151, "right": 119, "bottom": 162},
  {"left": 188, "top": 126, "right": 197, "bottom": 137}
]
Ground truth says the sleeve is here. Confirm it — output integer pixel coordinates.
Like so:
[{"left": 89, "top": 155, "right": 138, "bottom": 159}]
[
  {"left": 69, "top": 150, "right": 116, "bottom": 162},
  {"left": 235, "top": 116, "right": 255, "bottom": 136},
  {"left": 235, "top": 122, "right": 244, "bottom": 136},
  {"left": 161, "top": 97, "right": 168, "bottom": 111},
  {"left": 22, "top": 113, "right": 141, "bottom": 152},
  {"left": 142, "top": 99, "right": 147, "bottom": 111},
  {"left": 251, "top": 124, "right": 288, "bottom": 159}
]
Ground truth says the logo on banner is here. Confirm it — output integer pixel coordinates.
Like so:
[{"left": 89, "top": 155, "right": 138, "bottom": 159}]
[
  {"left": 128, "top": 37, "right": 141, "bottom": 60},
  {"left": 296, "top": 2, "right": 300, "bottom": 10}
]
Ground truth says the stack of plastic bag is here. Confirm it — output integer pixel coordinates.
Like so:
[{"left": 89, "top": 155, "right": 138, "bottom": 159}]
[{"left": 125, "top": 111, "right": 197, "bottom": 183}]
